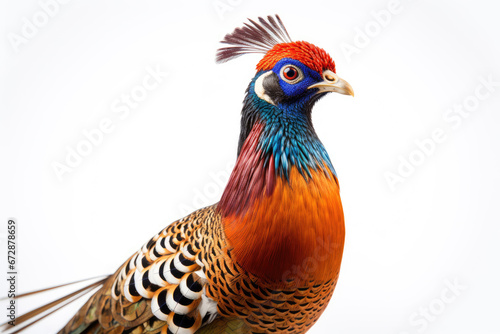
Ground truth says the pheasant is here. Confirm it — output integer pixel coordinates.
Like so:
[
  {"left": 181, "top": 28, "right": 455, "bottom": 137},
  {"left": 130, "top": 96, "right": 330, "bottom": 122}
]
[{"left": 8, "top": 15, "right": 354, "bottom": 334}]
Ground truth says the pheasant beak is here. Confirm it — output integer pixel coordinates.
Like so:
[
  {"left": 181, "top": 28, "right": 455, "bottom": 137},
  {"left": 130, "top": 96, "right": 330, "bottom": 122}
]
[{"left": 308, "top": 70, "right": 354, "bottom": 97}]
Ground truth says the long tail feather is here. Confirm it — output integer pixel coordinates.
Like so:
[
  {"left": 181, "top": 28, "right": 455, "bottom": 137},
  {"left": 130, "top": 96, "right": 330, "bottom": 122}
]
[
  {"left": 0, "top": 276, "right": 110, "bottom": 333},
  {"left": 8, "top": 285, "right": 103, "bottom": 334},
  {"left": 0, "top": 275, "right": 109, "bottom": 301}
]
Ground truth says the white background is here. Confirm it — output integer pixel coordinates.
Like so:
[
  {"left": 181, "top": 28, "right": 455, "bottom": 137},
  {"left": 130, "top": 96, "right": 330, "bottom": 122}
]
[{"left": 1, "top": 0, "right": 500, "bottom": 333}]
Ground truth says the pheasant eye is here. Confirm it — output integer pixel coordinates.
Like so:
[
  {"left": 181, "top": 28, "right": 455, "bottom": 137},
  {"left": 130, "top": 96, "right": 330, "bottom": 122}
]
[
  {"left": 283, "top": 67, "right": 298, "bottom": 80},
  {"left": 280, "top": 65, "right": 303, "bottom": 84}
]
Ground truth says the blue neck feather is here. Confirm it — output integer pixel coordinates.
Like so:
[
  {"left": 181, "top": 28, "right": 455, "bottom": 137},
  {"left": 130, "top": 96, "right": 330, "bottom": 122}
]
[{"left": 238, "top": 75, "right": 336, "bottom": 181}]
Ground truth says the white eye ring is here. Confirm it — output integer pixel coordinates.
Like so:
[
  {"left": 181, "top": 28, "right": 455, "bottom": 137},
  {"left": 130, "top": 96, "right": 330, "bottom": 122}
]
[{"left": 279, "top": 65, "right": 304, "bottom": 84}]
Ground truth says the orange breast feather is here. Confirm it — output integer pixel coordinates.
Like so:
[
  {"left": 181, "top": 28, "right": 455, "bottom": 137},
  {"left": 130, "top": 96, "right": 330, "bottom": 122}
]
[{"left": 222, "top": 167, "right": 345, "bottom": 283}]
